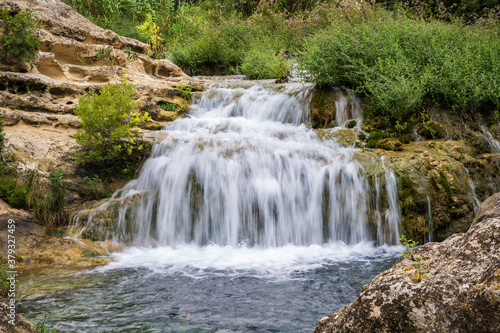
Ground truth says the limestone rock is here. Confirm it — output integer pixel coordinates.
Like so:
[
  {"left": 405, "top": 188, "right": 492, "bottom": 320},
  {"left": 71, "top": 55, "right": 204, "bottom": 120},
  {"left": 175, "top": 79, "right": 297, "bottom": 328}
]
[
  {"left": 471, "top": 192, "right": 500, "bottom": 227},
  {"left": 315, "top": 192, "right": 500, "bottom": 333}
]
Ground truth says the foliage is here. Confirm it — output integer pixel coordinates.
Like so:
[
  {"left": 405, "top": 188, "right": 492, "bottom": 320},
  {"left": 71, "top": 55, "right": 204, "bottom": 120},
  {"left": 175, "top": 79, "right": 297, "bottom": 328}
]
[
  {"left": 299, "top": 17, "right": 500, "bottom": 125},
  {"left": 158, "top": 101, "right": 178, "bottom": 111},
  {"left": 0, "top": 161, "right": 31, "bottom": 208},
  {"left": 177, "top": 85, "right": 192, "bottom": 100},
  {"left": 27, "top": 170, "right": 67, "bottom": 228},
  {"left": 74, "top": 78, "right": 151, "bottom": 177},
  {"left": 136, "top": 14, "right": 164, "bottom": 56},
  {"left": 379, "top": 0, "right": 500, "bottom": 23},
  {"left": 0, "top": 265, "right": 10, "bottom": 296},
  {"left": 34, "top": 315, "right": 57, "bottom": 333},
  {"left": 241, "top": 40, "right": 290, "bottom": 79},
  {"left": 0, "top": 9, "right": 42, "bottom": 65},
  {"left": 398, "top": 234, "right": 428, "bottom": 282},
  {"left": 81, "top": 175, "right": 110, "bottom": 200},
  {"left": 398, "top": 234, "right": 418, "bottom": 257}
]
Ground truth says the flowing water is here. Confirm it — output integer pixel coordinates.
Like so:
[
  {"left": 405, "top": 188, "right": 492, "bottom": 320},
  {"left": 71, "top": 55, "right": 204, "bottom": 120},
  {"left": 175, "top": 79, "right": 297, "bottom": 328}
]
[{"left": 21, "top": 80, "right": 402, "bottom": 332}]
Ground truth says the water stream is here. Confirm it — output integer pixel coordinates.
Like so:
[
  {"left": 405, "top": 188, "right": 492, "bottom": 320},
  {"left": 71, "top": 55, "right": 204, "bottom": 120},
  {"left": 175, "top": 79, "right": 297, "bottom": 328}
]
[{"left": 21, "top": 80, "right": 403, "bottom": 332}]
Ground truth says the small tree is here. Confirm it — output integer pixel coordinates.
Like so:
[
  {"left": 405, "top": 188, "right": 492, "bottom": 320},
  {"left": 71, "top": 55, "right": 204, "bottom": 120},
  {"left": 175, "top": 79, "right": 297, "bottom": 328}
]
[
  {"left": 0, "top": 9, "right": 42, "bottom": 66},
  {"left": 74, "top": 78, "right": 150, "bottom": 176}
]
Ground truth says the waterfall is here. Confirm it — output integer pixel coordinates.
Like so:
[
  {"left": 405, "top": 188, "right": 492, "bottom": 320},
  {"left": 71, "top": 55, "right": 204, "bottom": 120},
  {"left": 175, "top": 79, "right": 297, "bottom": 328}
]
[
  {"left": 376, "top": 158, "right": 400, "bottom": 245},
  {"left": 427, "top": 196, "right": 433, "bottom": 242},
  {"left": 334, "top": 88, "right": 363, "bottom": 128},
  {"left": 464, "top": 167, "right": 481, "bottom": 214},
  {"left": 77, "top": 83, "right": 401, "bottom": 247}
]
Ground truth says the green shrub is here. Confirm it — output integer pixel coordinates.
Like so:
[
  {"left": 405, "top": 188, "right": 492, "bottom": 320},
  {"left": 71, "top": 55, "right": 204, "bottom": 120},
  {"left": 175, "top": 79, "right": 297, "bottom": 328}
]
[
  {"left": 27, "top": 170, "right": 66, "bottom": 228},
  {"left": 0, "top": 9, "right": 42, "bottom": 66},
  {"left": 81, "top": 175, "right": 110, "bottom": 200},
  {"left": 0, "top": 167, "right": 31, "bottom": 209},
  {"left": 33, "top": 314, "right": 57, "bottom": 333},
  {"left": 158, "top": 101, "right": 178, "bottom": 111},
  {"left": 177, "top": 85, "right": 192, "bottom": 100},
  {"left": 299, "top": 18, "right": 500, "bottom": 126},
  {"left": 241, "top": 41, "right": 290, "bottom": 79},
  {"left": 74, "top": 78, "right": 151, "bottom": 177},
  {"left": 0, "top": 265, "right": 11, "bottom": 296}
]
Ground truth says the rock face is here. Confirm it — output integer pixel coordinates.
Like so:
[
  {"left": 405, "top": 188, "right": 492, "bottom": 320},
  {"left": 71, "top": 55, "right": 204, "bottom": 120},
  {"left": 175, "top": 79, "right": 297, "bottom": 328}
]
[
  {"left": 315, "top": 192, "right": 500, "bottom": 333},
  {"left": 0, "top": 0, "right": 201, "bottom": 203}
]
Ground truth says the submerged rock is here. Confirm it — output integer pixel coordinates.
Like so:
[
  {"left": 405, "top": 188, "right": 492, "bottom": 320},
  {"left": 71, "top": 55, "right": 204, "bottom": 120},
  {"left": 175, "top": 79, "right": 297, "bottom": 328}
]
[{"left": 315, "top": 192, "right": 500, "bottom": 333}]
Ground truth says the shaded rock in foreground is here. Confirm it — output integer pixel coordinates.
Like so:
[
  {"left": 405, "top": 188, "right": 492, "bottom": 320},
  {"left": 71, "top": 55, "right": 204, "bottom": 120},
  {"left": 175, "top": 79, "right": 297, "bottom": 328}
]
[
  {"left": 316, "top": 192, "right": 500, "bottom": 333},
  {"left": 0, "top": 300, "right": 36, "bottom": 333}
]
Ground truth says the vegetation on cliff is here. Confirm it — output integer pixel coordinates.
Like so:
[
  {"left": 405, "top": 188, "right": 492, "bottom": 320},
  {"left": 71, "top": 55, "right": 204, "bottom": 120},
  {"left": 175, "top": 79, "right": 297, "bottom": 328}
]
[
  {"left": 74, "top": 78, "right": 152, "bottom": 178},
  {"left": 61, "top": 0, "right": 500, "bottom": 128},
  {"left": 0, "top": 8, "right": 42, "bottom": 70},
  {"left": 300, "top": 17, "right": 500, "bottom": 126}
]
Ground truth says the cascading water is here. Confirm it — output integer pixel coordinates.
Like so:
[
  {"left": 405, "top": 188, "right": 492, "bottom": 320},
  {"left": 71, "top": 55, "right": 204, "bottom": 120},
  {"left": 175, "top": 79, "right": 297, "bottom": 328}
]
[
  {"left": 33, "top": 81, "right": 403, "bottom": 332},
  {"left": 376, "top": 158, "right": 400, "bottom": 245},
  {"left": 427, "top": 196, "right": 433, "bottom": 242},
  {"left": 79, "top": 83, "right": 400, "bottom": 247},
  {"left": 334, "top": 88, "right": 363, "bottom": 128}
]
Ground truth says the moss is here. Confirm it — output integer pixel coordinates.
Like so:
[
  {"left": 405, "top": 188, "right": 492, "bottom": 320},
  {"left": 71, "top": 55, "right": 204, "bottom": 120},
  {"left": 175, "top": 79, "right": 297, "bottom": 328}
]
[
  {"left": 368, "top": 130, "right": 386, "bottom": 142},
  {"left": 438, "top": 170, "right": 453, "bottom": 198},
  {"left": 420, "top": 121, "right": 445, "bottom": 139},
  {"left": 399, "top": 134, "right": 413, "bottom": 144},
  {"left": 346, "top": 120, "right": 357, "bottom": 128},
  {"left": 310, "top": 87, "right": 336, "bottom": 129},
  {"left": 378, "top": 139, "right": 392, "bottom": 150},
  {"left": 358, "top": 132, "right": 366, "bottom": 141},
  {"left": 367, "top": 139, "right": 377, "bottom": 148},
  {"left": 158, "top": 101, "right": 179, "bottom": 111},
  {"left": 469, "top": 122, "right": 480, "bottom": 132}
]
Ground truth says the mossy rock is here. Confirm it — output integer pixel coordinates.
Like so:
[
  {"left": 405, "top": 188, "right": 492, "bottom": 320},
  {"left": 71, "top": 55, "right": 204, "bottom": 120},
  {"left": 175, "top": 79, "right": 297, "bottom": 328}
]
[
  {"left": 419, "top": 121, "right": 445, "bottom": 139},
  {"left": 310, "top": 86, "right": 337, "bottom": 128}
]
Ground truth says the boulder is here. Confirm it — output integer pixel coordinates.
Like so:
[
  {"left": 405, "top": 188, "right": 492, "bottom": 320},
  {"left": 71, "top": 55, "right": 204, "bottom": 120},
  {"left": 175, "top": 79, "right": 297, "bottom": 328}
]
[
  {"left": 0, "top": 300, "right": 36, "bottom": 333},
  {"left": 315, "top": 192, "right": 500, "bottom": 333}
]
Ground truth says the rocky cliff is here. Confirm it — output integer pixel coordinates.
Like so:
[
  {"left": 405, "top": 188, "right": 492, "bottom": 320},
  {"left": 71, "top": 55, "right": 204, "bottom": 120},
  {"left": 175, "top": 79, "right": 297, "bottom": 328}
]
[
  {"left": 0, "top": 0, "right": 200, "bottom": 203},
  {"left": 315, "top": 192, "right": 500, "bottom": 333}
]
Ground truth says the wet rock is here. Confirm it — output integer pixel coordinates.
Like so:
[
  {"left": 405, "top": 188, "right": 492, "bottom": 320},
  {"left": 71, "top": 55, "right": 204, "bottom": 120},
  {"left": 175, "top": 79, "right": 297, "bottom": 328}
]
[{"left": 315, "top": 192, "right": 500, "bottom": 333}]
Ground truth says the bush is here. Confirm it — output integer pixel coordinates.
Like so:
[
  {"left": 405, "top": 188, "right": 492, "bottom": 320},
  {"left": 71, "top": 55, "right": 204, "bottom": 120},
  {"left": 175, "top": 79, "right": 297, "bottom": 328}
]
[
  {"left": 74, "top": 78, "right": 151, "bottom": 177},
  {"left": 0, "top": 265, "right": 11, "bottom": 296},
  {"left": 299, "top": 17, "right": 500, "bottom": 125},
  {"left": 27, "top": 170, "right": 66, "bottom": 228},
  {"left": 81, "top": 175, "right": 110, "bottom": 200},
  {"left": 0, "top": 9, "right": 42, "bottom": 66},
  {"left": 241, "top": 41, "right": 290, "bottom": 79},
  {"left": 0, "top": 164, "right": 31, "bottom": 208}
]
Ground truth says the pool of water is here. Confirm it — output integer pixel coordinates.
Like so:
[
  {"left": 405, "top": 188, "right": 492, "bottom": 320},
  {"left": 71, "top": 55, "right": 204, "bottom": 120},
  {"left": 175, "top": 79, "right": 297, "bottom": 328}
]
[{"left": 20, "top": 242, "right": 400, "bottom": 332}]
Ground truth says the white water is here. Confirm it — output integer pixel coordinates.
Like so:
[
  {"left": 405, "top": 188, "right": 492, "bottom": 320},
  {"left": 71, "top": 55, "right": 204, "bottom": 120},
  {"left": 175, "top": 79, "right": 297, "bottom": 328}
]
[
  {"left": 427, "top": 196, "right": 433, "bottom": 242},
  {"left": 78, "top": 83, "right": 401, "bottom": 250},
  {"left": 377, "top": 158, "right": 400, "bottom": 245},
  {"left": 334, "top": 88, "right": 363, "bottom": 128},
  {"left": 463, "top": 167, "right": 481, "bottom": 214},
  {"left": 94, "top": 242, "right": 401, "bottom": 281}
]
